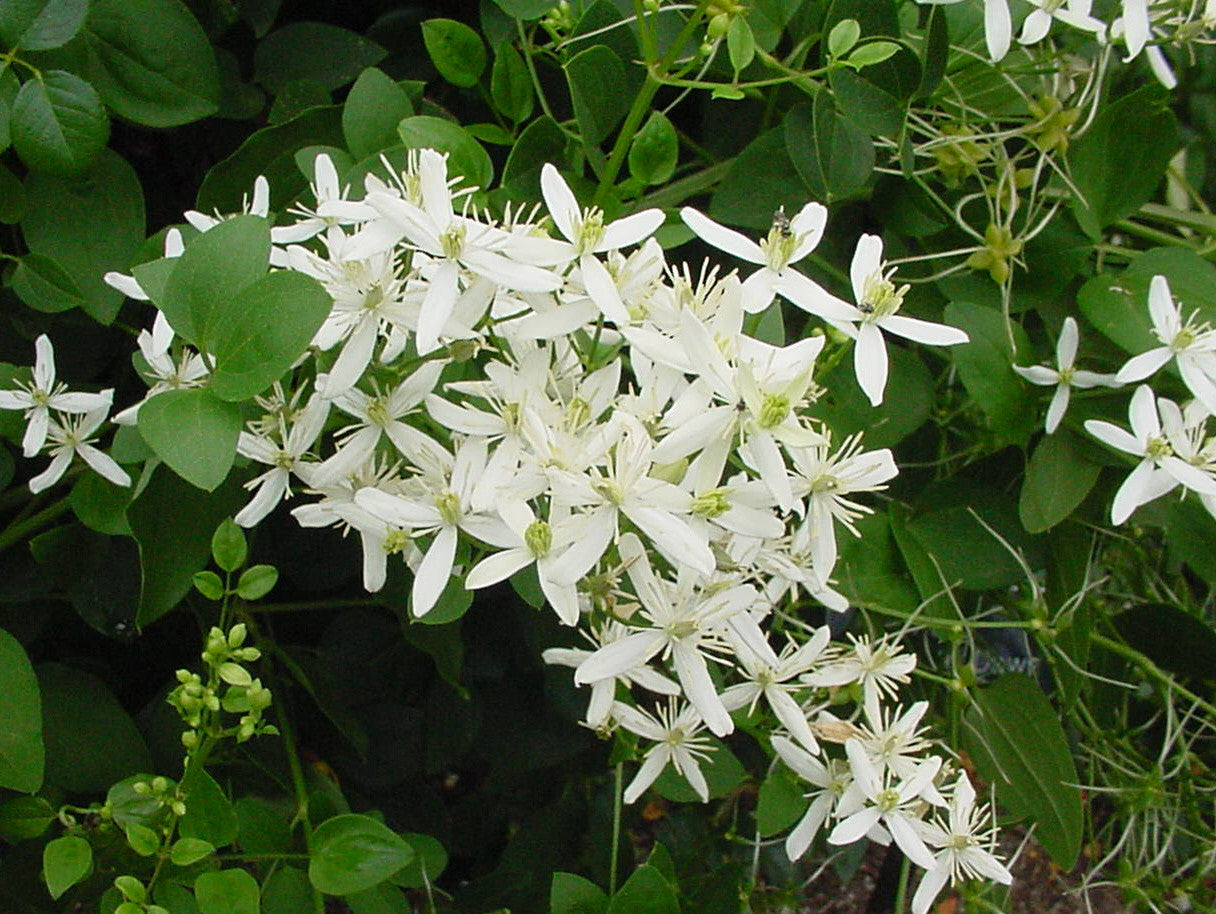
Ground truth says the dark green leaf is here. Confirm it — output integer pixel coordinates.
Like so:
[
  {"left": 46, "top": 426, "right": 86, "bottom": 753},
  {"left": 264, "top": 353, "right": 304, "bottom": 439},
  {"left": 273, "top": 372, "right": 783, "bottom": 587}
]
[
  {"left": 491, "top": 42, "right": 533, "bottom": 123},
  {"left": 709, "top": 128, "right": 805, "bottom": 230},
  {"left": 390, "top": 833, "right": 448, "bottom": 888},
  {"left": 138, "top": 389, "right": 243, "bottom": 492},
  {"left": 606, "top": 864, "right": 678, "bottom": 914},
  {"left": 944, "top": 302, "right": 1036, "bottom": 446},
  {"left": 808, "top": 345, "right": 932, "bottom": 448},
  {"left": 1018, "top": 432, "right": 1100, "bottom": 533},
  {"left": 38, "top": 662, "right": 151, "bottom": 792},
  {"left": 159, "top": 214, "right": 271, "bottom": 346},
  {"left": 0, "top": 162, "right": 25, "bottom": 222},
  {"left": 828, "top": 66, "right": 903, "bottom": 137},
  {"left": 267, "top": 79, "right": 330, "bottom": 124},
  {"left": 784, "top": 96, "right": 873, "bottom": 202},
  {"left": 396, "top": 115, "right": 493, "bottom": 190},
  {"left": 342, "top": 68, "right": 414, "bottom": 160},
  {"left": 550, "top": 872, "right": 608, "bottom": 914},
  {"left": 10, "top": 253, "right": 88, "bottom": 313},
  {"left": 1069, "top": 86, "right": 1178, "bottom": 238},
  {"left": 756, "top": 765, "right": 808, "bottom": 837},
  {"left": 0, "top": 627, "right": 43, "bottom": 793},
  {"left": 127, "top": 466, "right": 247, "bottom": 627},
  {"left": 194, "top": 869, "right": 260, "bottom": 914},
  {"left": 1111, "top": 603, "right": 1216, "bottom": 684},
  {"left": 20, "top": 149, "right": 145, "bottom": 324},
  {"left": 208, "top": 271, "right": 333, "bottom": 401},
  {"left": 81, "top": 0, "right": 221, "bottom": 127},
  {"left": 916, "top": 5, "right": 948, "bottom": 98},
  {"left": 502, "top": 115, "right": 566, "bottom": 198},
  {"left": 0, "top": 0, "right": 87, "bottom": 50},
  {"left": 0, "top": 795, "right": 56, "bottom": 841},
  {"left": 43, "top": 835, "right": 92, "bottom": 899},
  {"left": 235, "top": 564, "right": 278, "bottom": 600},
  {"left": 211, "top": 518, "right": 247, "bottom": 573},
  {"left": 11, "top": 70, "right": 108, "bottom": 176},
  {"left": 492, "top": 0, "right": 557, "bottom": 17},
  {"left": 255, "top": 23, "right": 386, "bottom": 93},
  {"left": 628, "top": 111, "right": 677, "bottom": 186},
  {"left": 197, "top": 106, "right": 343, "bottom": 214},
  {"left": 422, "top": 19, "right": 487, "bottom": 88},
  {"left": 308, "top": 813, "right": 414, "bottom": 896},
  {"left": 179, "top": 764, "right": 239, "bottom": 848},
  {"left": 234, "top": 796, "right": 292, "bottom": 855},
  {"left": 564, "top": 44, "right": 629, "bottom": 147},
  {"left": 961, "top": 673, "right": 1083, "bottom": 869},
  {"left": 71, "top": 470, "right": 133, "bottom": 535},
  {"left": 261, "top": 868, "right": 313, "bottom": 914}
]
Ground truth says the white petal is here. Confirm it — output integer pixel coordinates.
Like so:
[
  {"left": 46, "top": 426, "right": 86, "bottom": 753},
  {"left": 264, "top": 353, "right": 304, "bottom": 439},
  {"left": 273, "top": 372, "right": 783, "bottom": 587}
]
[
  {"left": 1045, "top": 383, "right": 1070, "bottom": 434},
  {"left": 1057, "top": 316, "right": 1080, "bottom": 369},
  {"left": 1084, "top": 419, "right": 1141, "bottom": 456},
  {"left": 881, "top": 315, "right": 969, "bottom": 346},
  {"left": 28, "top": 449, "right": 73, "bottom": 494},
  {"left": 1116, "top": 347, "right": 1171, "bottom": 383},
  {"left": 911, "top": 863, "right": 950, "bottom": 914},
  {"left": 540, "top": 164, "right": 581, "bottom": 243},
  {"left": 854, "top": 323, "right": 889, "bottom": 407},
  {"left": 599, "top": 209, "right": 664, "bottom": 252},
  {"left": 1111, "top": 459, "right": 1173, "bottom": 524},
  {"left": 984, "top": 0, "right": 1012, "bottom": 60},
  {"left": 1013, "top": 364, "right": 1060, "bottom": 386},
  {"left": 672, "top": 641, "right": 733, "bottom": 736},
  {"left": 574, "top": 630, "right": 666, "bottom": 684},
  {"left": 679, "top": 207, "right": 765, "bottom": 265},
  {"left": 412, "top": 525, "right": 458, "bottom": 617},
  {"left": 850, "top": 235, "right": 884, "bottom": 305},
  {"left": 465, "top": 548, "right": 531, "bottom": 589},
  {"left": 580, "top": 253, "right": 630, "bottom": 325},
  {"left": 623, "top": 747, "right": 671, "bottom": 804},
  {"left": 828, "top": 806, "right": 883, "bottom": 846}
]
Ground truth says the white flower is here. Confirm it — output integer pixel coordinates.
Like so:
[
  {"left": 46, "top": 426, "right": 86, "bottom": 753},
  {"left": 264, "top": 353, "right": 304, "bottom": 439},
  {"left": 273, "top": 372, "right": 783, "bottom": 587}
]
[
  {"left": 1084, "top": 385, "right": 1216, "bottom": 524},
  {"left": 1115, "top": 275, "right": 1216, "bottom": 414},
  {"left": 829, "top": 739, "right": 942, "bottom": 870},
  {"left": 0, "top": 336, "right": 114, "bottom": 457},
  {"left": 771, "top": 735, "right": 853, "bottom": 861},
  {"left": 1013, "top": 316, "right": 1119, "bottom": 434},
  {"left": 612, "top": 700, "right": 714, "bottom": 803},
  {"left": 806, "top": 634, "right": 917, "bottom": 723},
  {"left": 112, "top": 312, "right": 210, "bottom": 426},
  {"left": 28, "top": 402, "right": 129, "bottom": 494},
  {"left": 234, "top": 391, "right": 330, "bottom": 527},
  {"left": 779, "top": 235, "right": 968, "bottom": 406},
  {"left": 912, "top": 774, "right": 1012, "bottom": 914},
  {"left": 1019, "top": 0, "right": 1106, "bottom": 45},
  {"left": 680, "top": 203, "right": 829, "bottom": 312}
]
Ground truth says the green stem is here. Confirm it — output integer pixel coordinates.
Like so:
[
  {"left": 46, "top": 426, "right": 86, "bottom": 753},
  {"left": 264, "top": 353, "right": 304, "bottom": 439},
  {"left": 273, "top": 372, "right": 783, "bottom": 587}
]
[
  {"left": 635, "top": 160, "right": 732, "bottom": 209},
  {"left": 1137, "top": 202, "right": 1216, "bottom": 236},
  {"left": 893, "top": 853, "right": 912, "bottom": 913},
  {"left": 1112, "top": 218, "right": 1194, "bottom": 250},
  {"left": 253, "top": 597, "right": 383, "bottom": 613},
  {"left": 0, "top": 496, "right": 71, "bottom": 553},
  {"left": 609, "top": 762, "right": 624, "bottom": 895},
  {"left": 517, "top": 19, "right": 556, "bottom": 123},
  {"left": 1090, "top": 631, "right": 1216, "bottom": 721}
]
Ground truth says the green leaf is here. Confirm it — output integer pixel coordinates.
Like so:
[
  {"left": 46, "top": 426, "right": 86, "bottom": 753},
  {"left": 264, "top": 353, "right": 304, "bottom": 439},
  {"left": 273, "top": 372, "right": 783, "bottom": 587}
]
[
  {"left": 38, "top": 662, "right": 151, "bottom": 793},
  {"left": 197, "top": 106, "right": 343, "bottom": 215},
  {"left": 784, "top": 96, "right": 873, "bottom": 202},
  {"left": 944, "top": 301, "right": 1036, "bottom": 446},
  {"left": 652, "top": 737, "right": 745, "bottom": 802},
  {"left": 309, "top": 813, "right": 414, "bottom": 896},
  {"left": 71, "top": 468, "right": 133, "bottom": 535},
  {"left": 827, "top": 18, "right": 860, "bottom": 57},
  {"left": 108, "top": 774, "right": 175, "bottom": 830},
  {"left": 828, "top": 66, "right": 903, "bottom": 137},
  {"left": 422, "top": 19, "right": 487, "bottom": 88},
  {"left": 11, "top": 70, "right": 108, "bottom": 176},
  {"left": 1069, "top": 85, "right": 1178, "bottom": 238},
  {"left": 1018, "top": 432, "right": 1100, "bottom": 533},
  {"left": 159, "top": 214, "right": 271, "bottom": 346},
  {"left": 961, "top": 673, "right": 1082, "bottom": 869},
  {"left": 756, "top": 766, "right": 808, "bottom": 837},
  {"left": 267, "top": 79, "right": 330, "bottom": 124},
  {"left": 20, "top": 149, "right": 145, "bottom": 323},
  {"left": 211, "top": 519, "right": 247, "bottom": 573},
  {"left": 138, "top": 389, "right": 243, "bottom": 492},
  {"left": 0, "top": 162, "right": 25, "bottom": 221},
  {"left": 726, "top": 16, "right": 755, "bottom": 71},
  {"left": 170, "top": 837, "right": 215, "bottom": 866},
  {"left": 628, "top": 111, "right": 677, "bottom": 186},
  {"left": 43, "top": 835, "right": 92, "bottom": 899},
  {"left": 81, "top": 0, "right": 220, "bottom": 127},
  {"left": 490, "top": 42, "right": 533, "bottom": 123},
  {"left": 208, "top": 271, "right": 334, "bottom": 401},
  {"left": 0, "top": 628, "right": 43, "bottom": 793},
  {"left": 1111, "top": 603, "right": 1216, "bottom": 684},
  {"left": 115, "top": 875, "right": 146, "bottom": 903},
  {"left": 848, "top": 40, "right": 901, "bottom": 69},
  {"left": 10, "top": 253, "right": 87, "bottom": 313},
  {"left": 709, "top": 128, "right": 805, "bottom": 230},
  {"left": 564, "top": 44, "right": 629, "bottom": 147},
  {"left": 0, "top": 795, "right": 56, "bottom": 841},
  {"left": 261, "top": 868, "right": 313, "bottom": 914},
  {"left": 193, "top": 571, "right": 225, "bottom": 599},
  {"left": 126, "top": 821, "right": 160, "bottom": 855},
  {"left": 235, "top": 797, "right": 292, "bottom": 855},
  {"left": 255, "top": 23, "right": 387, "bottom": 93},
  {"left": 235, "top": 564, "right": 278, "bottom": 600},
  {"left": 396, "top": 116, "right": 493, "bottom": 190},
  {"left": 492, "top": 0, "right": 556, "bottom": 17},
  {"left": 128, "top": 465, "right": 247, "bottom": 626},
  {"left": 550, "top": 872, "right": 608, "bottom": 914},
  {"left": 808, "top": 345, "right": 932, "bottom": 448},
  {"left": 606, "top": 864, "right": 678, "bottom": 914},
  {"left": 0, "top": 0, "right": 87, "bottom": 50},
  {"left": 502, "top": 115, "right": 566, "bottom": 198},
  {"left": 194, "top": 869, "right": 260, "bottom": 914},
  {"left": 389, "top": 833, "right": 448, "bottom": 888},
  {"left": 916, "top": 6, "right": 948, "bottom": 98},
  {"left": 179, "top": 764, "right": 239, "bottom": 848},
  {"left": 342, "top": 68, "right": 414, "bottom": 161}
]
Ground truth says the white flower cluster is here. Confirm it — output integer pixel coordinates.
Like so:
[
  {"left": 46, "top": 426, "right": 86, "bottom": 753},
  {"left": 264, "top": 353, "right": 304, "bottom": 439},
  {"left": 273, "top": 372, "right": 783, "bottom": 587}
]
[
  {"left": 1014, "top": 275, "right": 1216, "bottom": 524},
  {"left": 4, "top": 148, "right": 1006, "bottom": 904},
  {"left": 919, "top": 0, "right": 1216, "bottom": 86}
]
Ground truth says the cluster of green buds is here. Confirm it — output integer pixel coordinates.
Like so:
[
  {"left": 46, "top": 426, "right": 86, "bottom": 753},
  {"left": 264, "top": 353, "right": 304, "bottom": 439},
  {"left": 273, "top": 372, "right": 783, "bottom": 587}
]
[
  {"left": 700, "top": 0, "right": 746, "bottom": 56},
  {"left": 1025, "top": 94, "right": 1080, "bottom": 155},
  {"left": 130, "top": 776, "right": 187, "bottom": 819},
  {"left": 540, "top": 0, "right": 575, "bottom": 40},
  {"left": 168, "top": 623, "right": 275, "bottom": 748},
  {"left": 967, "top": 223, "right": 1024, "bottom": 285},
  {"left": 932, "top": 124, "right": 988, "bottom": 187}
]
